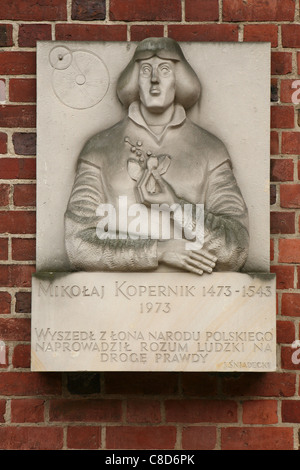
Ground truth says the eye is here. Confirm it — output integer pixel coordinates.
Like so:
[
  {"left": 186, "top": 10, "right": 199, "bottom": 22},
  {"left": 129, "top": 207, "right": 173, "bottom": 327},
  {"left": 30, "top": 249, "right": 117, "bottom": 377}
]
[
  {"left": 158, "top": 64, "right": 172, "bottom": 76},
  {"left": 140, "top": 64, "right": 152, "bottom": 77}
]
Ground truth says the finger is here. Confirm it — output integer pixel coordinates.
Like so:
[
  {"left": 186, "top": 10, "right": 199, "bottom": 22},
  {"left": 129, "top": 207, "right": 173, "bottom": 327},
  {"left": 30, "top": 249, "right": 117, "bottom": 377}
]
[
  {"left": 191, "top": 249, "right": 217, "bottom": 263},
  {"left": 186, "top": 257, "right": 213, "bottom": 274},
  {"left": 183, "top": 262, "right": 204, "bottom": 276},
  {"left": 189, "top": 252, "right": 216, "bottom": 268}
]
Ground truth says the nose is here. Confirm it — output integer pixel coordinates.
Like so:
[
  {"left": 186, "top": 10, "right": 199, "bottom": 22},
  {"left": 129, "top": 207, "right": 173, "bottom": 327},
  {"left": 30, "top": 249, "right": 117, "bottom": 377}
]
[{"left": 151, "top": 67, "right": 159, "bottom": 83}]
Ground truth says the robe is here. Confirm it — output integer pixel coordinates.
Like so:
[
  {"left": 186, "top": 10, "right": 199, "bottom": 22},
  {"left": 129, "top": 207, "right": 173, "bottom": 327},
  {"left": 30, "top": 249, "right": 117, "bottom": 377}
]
[{"left": 65, "top": 102, "right": 249, "bottom": 272}]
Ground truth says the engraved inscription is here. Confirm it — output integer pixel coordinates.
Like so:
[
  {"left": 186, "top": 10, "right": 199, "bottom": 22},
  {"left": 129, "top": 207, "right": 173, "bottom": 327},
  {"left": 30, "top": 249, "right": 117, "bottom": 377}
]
[{"left": 33, "top": 328, "right": 274, "bottom": 365}]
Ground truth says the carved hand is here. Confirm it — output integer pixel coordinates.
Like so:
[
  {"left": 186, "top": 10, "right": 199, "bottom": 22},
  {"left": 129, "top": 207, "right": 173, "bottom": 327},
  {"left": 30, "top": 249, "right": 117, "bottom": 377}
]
[
  {"left": 137, "top": 169, "right": 179, "bottom": 206},
  {"left": 157, "top": 239, "right": 217, "bottom": 275}
]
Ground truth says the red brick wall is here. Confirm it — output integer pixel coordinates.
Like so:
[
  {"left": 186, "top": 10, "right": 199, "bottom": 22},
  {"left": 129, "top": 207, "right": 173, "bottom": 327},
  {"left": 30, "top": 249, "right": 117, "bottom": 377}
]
[{"left": 0, "top": 0, "right": 299, "bottom": 450}]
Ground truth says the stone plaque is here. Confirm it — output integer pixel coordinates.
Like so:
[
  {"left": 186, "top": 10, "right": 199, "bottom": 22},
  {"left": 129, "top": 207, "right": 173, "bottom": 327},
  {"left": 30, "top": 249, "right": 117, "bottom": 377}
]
[
  {"left": 33, "top": 39, "right": 275, "bottom": 372},
  {"left": 31, "top": 272, "right": 276, "bottom": 372}
]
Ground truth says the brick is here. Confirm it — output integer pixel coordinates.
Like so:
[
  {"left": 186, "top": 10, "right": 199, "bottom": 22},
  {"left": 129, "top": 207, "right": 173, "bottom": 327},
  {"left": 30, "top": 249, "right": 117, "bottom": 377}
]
[
  {"left": 49, "top": 399, "right": 122, "bottom": 422},
  {"left": 185, "top": 0, "right": 219, "bottom": 21},
  {"left": 279, "top": 239, "right": 300, "bottom": 263},
  {"left": 182, "top": 426, "right": 216, "bottom": 450},
  {"left": 104, "top": 372, "right": 178, "bottom": 394},
  {"left": 0, "top": 238, "right": 8, "bottom": 260},
  {"left": 12, "top": 344, "right": 31, "bottom": 368},
  {"left": 244, "top": 24, "right": 278, "bottom": 47},
  {"left": 270, "top": 239, "right": 274, "bottom": 261},
  {"left": 0, "top": 106, "right": 36, "bottom": 128},
  {"left": 270, "top": 265, "right": 294, "bottom": 289},
  {"left": 281, "top": 79, "right": 300, "bottom": 104},
  {"left": 0, "top": 427, "right": 63, "bottom": 450},
  {"left": 298, "top": 52, "right": 300, "bottom": 75},
  {"left": 0, "top": 24, "right": 13, "bottom": 47},
  {"left": 0, "top": 266, "right": 9, "bottom": 286},
  {"left": 67, "top": 426, "right": 101, "bottom": 449},
  {"left": 55, "top": 24, "right": 127, "bottom": 42},
  {"left": 126, "top": 399, "right": 161, "bottom": 423},
  {"left": 13, "top": 184, "right": 36, "bottom": 207},
  {"left": 282, "top": 401, "right": 300, "bottom": 423},
  {"left": 181, "top": 373, "right": 218, "bottom": 396},
  {"left": 282, "top": 132, "right": 300, "bottom": 154},
  {"left": 242, "top": 400, "right": 278, "bottom": 424},
  {"left": 0, "top": 292, "right": 11, "bottom": 314},
  {"left": 12, "top": 133, "right": 36, "bottom": 156},
  {"left": 10, "top": 265, "right": 35, "bottom": 287},
  {"left": 271, "top": 159, "right": 294, "bottom": 182},
  {"left": 280, "top": 185, "right": 300, "bottom": 209},
  {"left": 0, "top": 52, "right": 36, "bottom": 75},
  {"left": 0, "top": 372, "right": 61, "bottom": 396},
  {"left": 0, "top": 400, "right": 5, "bottom": 422},
  {"left": 165, "top": 399, "right": 237, "bottom": 423},
  {"left": 277, "top": 320, "right": 295, "bottom": 344},
  {"left": 0, "top": 133, "right": 7, "bottom": 154},
  {"left": 221, "top": 427, "right": 293, "bottom": 450},
  {"left": 0, "top": 0, "right": 67, "bottom": 21},
  {"left": 282, "top": 293, "right": 300, "bottom": 316},
  {"left": 0, "top": 265, "right": 35, "bottom": 288},
  {"left": 271, "top": 78, "right": 278, "bottom": 102},
  {"left": 271, "top": 52, "right": 293, "bottom": 75},
  {"left": 10, "top": 79, "right": 36, "bottom": 103},
  {"left": 0, "top": 158, "right": 36, "bottom": 180},
  {"left": 0, "top": 185, "right": 10, "bottom": 207},
  {"left": 270, "top": 211, "right": 295, "bottom": 234},
  {"left": 298, "top": 266, "right": 300, "bottom": 289},
  {"left": 106, "top": 426, "right": 177, "bottom": 450},
  {"left": 271, "top": 106, "right": 294, "bottom": 129},
  {"left": 281, "top": 346, "right": 300, "bottom": 370},
  {"left": 282, "top": 25, "right": 300, "bottom": 48},
  {"left": 168, "top": 24, "right": 238, "bottom": 42},
  {"left": 223, "top": 0, "right": 295, "bottom": 22},
  {"left": 18, "top": 24, "right": 52, "bottom": 48},
  {"left": 11, "top": 399, "right": 44, "bottom": 423},
  {"left": 15, "top": 292, "right": 31, "bottom": 313},
  {"left": 110, "top": 0, "right": 181, "bottom": 21},
  {"left": 222, "top": 372, "right": 296, "bottom": 397},
  {"left": 72, "top": 0, "right": 106, "bottom": 20},
  {"left": 0, "top": 318, "right": 31, "bottom": 341},
  {"left": 270, "top": 185, "right": 276, "bottom": 205},
  {"left": 130, "top": 25, "right": 164, "bottom": 41},
  {"left": 0, "top": 211, "right": 36, "bottom": 234}
]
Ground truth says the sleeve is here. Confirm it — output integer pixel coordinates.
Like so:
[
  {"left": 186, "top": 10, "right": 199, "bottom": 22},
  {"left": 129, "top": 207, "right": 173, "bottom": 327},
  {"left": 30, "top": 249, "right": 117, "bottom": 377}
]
[
  {"left": 64, "top": 158, "right": 158, "bottom": 271},
  {"left": 203, "top": 159, "right": 249, "bottom": 271},
  {"left": 177, "top": 157, "right": 249, "bottom": 272}
]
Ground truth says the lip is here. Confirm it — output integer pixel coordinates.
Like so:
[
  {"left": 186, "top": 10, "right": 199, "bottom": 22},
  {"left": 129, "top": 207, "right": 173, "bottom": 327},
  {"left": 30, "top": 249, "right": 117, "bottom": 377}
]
[{"left": 150, "top": 86, "right": 160, "bottom": 95}]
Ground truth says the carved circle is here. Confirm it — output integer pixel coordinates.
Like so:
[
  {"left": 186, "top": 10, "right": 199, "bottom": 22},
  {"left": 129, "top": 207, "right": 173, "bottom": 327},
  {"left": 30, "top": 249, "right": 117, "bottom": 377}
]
[
  {"left": 49, "top": 46, "right": 72, "bottom": 70},
  {"left": 50, "top": 47, "right": 110, "bottom": 109}
]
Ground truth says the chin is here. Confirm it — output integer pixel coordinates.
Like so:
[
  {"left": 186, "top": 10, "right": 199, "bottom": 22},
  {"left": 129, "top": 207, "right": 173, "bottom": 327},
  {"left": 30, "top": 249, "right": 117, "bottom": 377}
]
[{"left": 146, "top": 105, "right": 167, "bottom": 114}]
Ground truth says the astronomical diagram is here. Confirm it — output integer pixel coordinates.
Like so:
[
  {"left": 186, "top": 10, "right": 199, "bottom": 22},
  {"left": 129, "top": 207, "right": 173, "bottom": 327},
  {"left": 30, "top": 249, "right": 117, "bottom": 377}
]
[{"left": 49, "top": 46, "right": 110, "bottom": 109}]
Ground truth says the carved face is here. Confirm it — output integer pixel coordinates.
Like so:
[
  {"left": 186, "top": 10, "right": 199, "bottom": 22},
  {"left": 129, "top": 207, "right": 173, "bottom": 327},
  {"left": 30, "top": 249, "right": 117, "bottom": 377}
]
[{"left": 138, "top": 57, "right": 176, "bottom": 113}]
